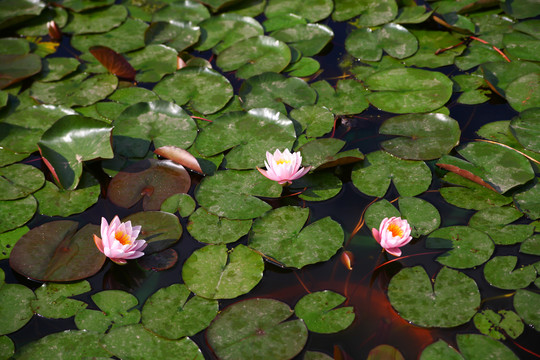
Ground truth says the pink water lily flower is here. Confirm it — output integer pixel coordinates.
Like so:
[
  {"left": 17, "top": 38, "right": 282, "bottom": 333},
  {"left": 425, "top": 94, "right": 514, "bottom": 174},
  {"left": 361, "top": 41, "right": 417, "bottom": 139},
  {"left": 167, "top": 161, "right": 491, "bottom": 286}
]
[
  {"left": 372, "top": 217, "right": 412, "bottom": 257},
  {"left": 93, "top": 216, "right": 147, "bottom": 265},
  {"left": 257, "top": 149, "right": 311, "bottom": 185}
]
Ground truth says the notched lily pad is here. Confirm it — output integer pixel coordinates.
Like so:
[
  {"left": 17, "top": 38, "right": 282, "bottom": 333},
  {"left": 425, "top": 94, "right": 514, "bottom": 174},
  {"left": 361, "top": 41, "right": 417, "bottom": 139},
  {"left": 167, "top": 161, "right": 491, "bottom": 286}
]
[
  {"left": 0, "top": 275, "right": 35, "bottom": 335},
  {"left": 299, "top": 138, "right": 364, "bottom": 169},
  {"left": 187, "top": 207, "right": 252, "bottom": 244},
  {"left": 0, "top": 163, "right": 45, "bottom": 200},
  {"left": 483, "top": 256, "right": 536, "bottom": 290},
  {"left": 311, "top": 79, "right": 369, "bottom": 115},
  {"left": 474, "top": 309, "right": 524, "bottom": 340},
  {"left": 294, "top": 290, "right": 354, "bottom": 333},
  {"left": 160, "top": 193, "right": 196, "bottom": 217},
  {"left": 513, "top": 289, "right": 540, "bottom": 331},
  {"left": 0, "top": 195, "right": 37, "bottom": 233},
  {"left": 121, "top": 211, "right": 182, "bottom": 255},
  {"left": 31, "top": 281, "right": 90, "bottom": 319}
]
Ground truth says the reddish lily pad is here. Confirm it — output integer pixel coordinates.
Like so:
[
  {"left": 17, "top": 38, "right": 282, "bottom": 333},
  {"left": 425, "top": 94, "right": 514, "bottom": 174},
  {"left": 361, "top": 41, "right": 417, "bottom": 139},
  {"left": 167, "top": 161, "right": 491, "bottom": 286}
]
[
  {"left": 9, "top": 221, "right": 106, "bottom": 282},
  {"left": 0, "top": 54, "right": 41, "bottom": 89},
  {"left": 154, "top": 146, "right": 203, "bottom": 174},
  {"left": 108, "top": 159, "right": 191, "bottom": 211},
  {"left": 137, "top": 248, "right": 178, "bottom": 271}
]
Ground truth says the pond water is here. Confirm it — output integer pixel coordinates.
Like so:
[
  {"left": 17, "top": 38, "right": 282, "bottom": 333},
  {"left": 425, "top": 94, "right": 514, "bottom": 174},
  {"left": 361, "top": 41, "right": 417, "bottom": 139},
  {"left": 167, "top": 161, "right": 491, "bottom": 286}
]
[{"left": 1, "top": 0, "right": 539, "bottom": 359}]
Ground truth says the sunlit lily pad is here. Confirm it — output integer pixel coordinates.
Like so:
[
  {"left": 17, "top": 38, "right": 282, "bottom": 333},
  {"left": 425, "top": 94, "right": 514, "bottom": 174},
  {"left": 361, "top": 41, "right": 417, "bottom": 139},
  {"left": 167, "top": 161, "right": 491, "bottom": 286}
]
[
  {"left": 0, "top": 335, "right": 14, "bottom": 359},
  {"left": 120, "top": 211, "right": 182, "bottom": 254},
  {"left": 182, "top": 244, "right": 264, "bottom": 299},
  {"left": 520, "top": 234, "right": 540, "bottom": 255},
  {"left": 161, "top": 193, "right": 196, "bottom": 217},
  {"left": 14, "top": 330, "right": 109, "bottom": 359},
  {"left": 510, "top": 108, "right": 540, "bottom": 153},
  {"left": 112, "top": 101, "right": 197, "bottom": 158},
  {"left": 239, "top": 72, "right": 316, "bottom": 114},
  {"left": 263, "top": 13, "right": 306, "bottom": 32},
  {"left": 366, "top": 68, "right": 453, "bottom": 114},
  {"left": 311, "top": 79, "right": 369, "bottom": 115},
  {"left": 187, "top": 207, "right": 252, "bottom": 244},
  {"left": 289, "top": 171, "right": 342, "bottom": 202},
  {"left": 0, "top": 0, "right": 45, "bottom": 30},
  {"left": 9, "top": 221, "right": 105, "bottom": 282},
  {"left": 142, "top": 283, "right": 218, "bottom": 339},
  {"left": 351, "top": 150, "right": 431, "bottom": 197},
  {"left": 0, "top": 163, "right": 44, "bottom": 200},
  {"left": 62, "top": 4, "right": 127, "bottom": 34},
  {"left": 503, "top": 32, "right": 540, "bottom": 62},
  {"left": 480, "top": 61, "right": 540, "bottom": 98},
  {"left": 513, "top": 180, "right": 540, "bottom": 219},
  {"left": 195, "top": 170, "right": 282, "bottom": 219},
  {"left": 379, "top": 113, "right": 460, "bottom": 160},
  {"left": 196, "top": 14, "right": 263, "bottom": 54},
  {"left": 474, "top": 309, "right": 524, "bottom": 340},
  {"left": 0, "top": 279, "right": 35, "bottom": 335},
  {"left": 0, "top": 226, "right": 28, "bottom": 260},
  {"left": 125, "top": 44, "right": 177, "bottom": 83},
  {"left": 152, "top": 0, "right": 210, "bottom": 23},
  {"left": 506, "top": 73, "right": 540, "bottom": 112},
  {"left": 419, "top": 339, "right": 464, "bottom": 360},
  {"left": 469, "top": 207, "right": 533, "bottom": 245},
  {"left": 265, "top": 0, "right": 333, "bottom": 22},
  {"left": 217, "top": 35, "right": 291, "bottom": 79},
  {"left": 31, "top": 281, "right": 90, "bottom": 319},
  {"left": 346, "top": 24, "right": 418, "bottom": 61},
  {"left": 333, "top": 0, "right": 397, "bottom": 25},
  {"left": 299, "top": 138, "right": 364, "bottom": 169},
  {"left": 38, "top": 57, "right": 80, "bottom": 82},
  {"left": 14, "top": 6, "right": 67, "bottom": 37},
  {"left": 249, "top": 206, "right": 344, "bottom": 268},
  {"left": 398, "top": 197, "right": 441, "bottom": 237},
  {"left": 102, "top": 324, "right": 203, "bottom": 359},
  {"left": 52, "top": 0, "right": 114, "bottom": 12},
  {"left": 483, "top": 256, "right": 536, "bottom": 290},
  {"left": 0, "top": 195, "right": 37, "bottom": 233},
  {"left": 154, "top": 67, "right": 233, "bottom": 114},
  {"left": 426, "top": 226, "right": 494, "bottom": 269},
  {"left": 290, "top": 105, "right": 334, "bottom": 138},
  {"left": 38, "top": 114, "right": 113, "bottom": 190},
  {"left": 272, "top": 23, "right": 333, "bottom": 57},
  {"left": 74, "top": 290, "right": 140, "bottom": 333},
  {"left": 388, "top": 266, "right": 481, "bottom": 327},
  {"left": 284, "top": 56, "right": 320, "bottom": 77},
  {"left": 514, "top": 289, "right": 540, "bottom": 331},
  {"left": 206, "top": 298, "right": 308, "bottom": 360},
  {"left": 364, "top": 199, "right": 401, "bottom": 234},
  {"left": 0, "top": 54, "right": 42, "bottom": 89},
  {"left": 456, "top": 334, "right": 518, "bottom": 359},
  {"left": 195, "top": 108, "right": 296, "bottom": 169},
  {"left": 294, "top": 291, "right": 354, "bottom": 333}
]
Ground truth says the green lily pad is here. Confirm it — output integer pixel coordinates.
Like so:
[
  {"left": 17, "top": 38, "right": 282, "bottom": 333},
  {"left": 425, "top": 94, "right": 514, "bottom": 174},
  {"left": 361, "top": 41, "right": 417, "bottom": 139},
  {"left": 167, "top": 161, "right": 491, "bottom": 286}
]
[
  {"left": 351, "top": 150, "right": 431, "bottom": 197},
  {"left": 112, "top": 101, "right": 197, "bottom": 158},
  {"left": 34, "top": 174, "right": 100, "bottom": 217},
  {"left": 74, "top": 290, "right": 140, "bottom": 333},
  {"left": 0, "top": 53, "right": 42, "bottom": 89},
  {"left": 511, "top": 108, "right": 540, "bottom": 153},
  {"left": 38, "top": 57, "right": 80, "bottom": 82},
  {"left": 142, "top": 283, "right": 218, "bottom": 339},
  {"left": 14, "top": 330, "right": 109, "bottom": 359},
  {"left": 333, "top": 0, "right": 397, "bottom": 25},
  {"left": 483, "top": 256, "right": 536, "bottom": 290},
  {"left": 125, "top": 44, "right": 177, "bottom": 83},
  {"left": 284, "top": 56, "right": 320, "bottom": 77},
  {"left": 425, "top": 226, "right": 494, "bottom": 269},
  {"left": 265, "top": 0, "right": 333, "bottom": 22},
  {"left": 161, "top": 193, "right": 196, "bottom": 217},
  {"left": 298, "top": 138, "right": 364, "bottom": 169},
  {"left": 468, "top": 206, "right": 533, "bottom": 245},
  {"left": 501, "top": 0, "right": 540, "bottom": 18},
  {"left": 290, "top": 105, "right": 334, "bottom": 139},
  {"left": 195, "top": 169, "right": 282, "bottom": 219},
  {"left": 366, "top": 68, "right": 453, "bottom": 114},
  {"left": 206, "top": 298, "right": 308, "bottom": 360},
  {"left": 419, "top": 339, "right": 464, "bottom": 360},
  {"left": 62, "top": 4, "right": 127, "bottom": 35},
  {"left": 0, "top": 0, "right": 45, "bottom": 30},
  {"left": 9, "top": 221, "right": 106, "bottom": 282},
  {"left": 504, "top": 32, "right": 540, "bottom": 62},
  {"left": 474, "top": 309, "right": 524, "bottom": 340},
  {"left": 182, "top": 244, "right": 264, "bottom": 299},
  {"left": 271, "top": 23, "right": 333, "bottom": 57},
  {"left": 311, "top": 79, "right": 369, "bottom": 115},
  {"left": 216, "top": 35, "right": 291, "bottom": 79},
  {"left": 367, "top": 345, "right": 404, "bottom": 360},
  {"left": 239, "top": 72, "right": 317, "bottom": 114},
  {"left": 120, "top": 211, "right": 182, "bottom": 254},
  {"left": 15, "top": 6, "right": 68, "bottom": 37},
  {"left": 151, "top": 1, "right": 209, "bottom": 23},
  {"left": 404, "top": 30, "right": 465, "bottom": 68},
  {"left": 0, "top": 281, "right": 35, "bottom": 335},
  {"left": 0, "top": 335, "right": 14, "bottom": 359},
  {"left": 187, "top": 207, "right": 252, "bottom": 244},
  {"left": 0, "top": 163, "right": 44, "bottom": 200},
  {"left": 388, "top": 266, "right": 481, "bottom": 327},
  {"left": 0, "top": 38, "right": 31, "bottom": 56},
  {"left": 346, "top": 24, "right": 418, "bottom": 62},
  {"left": 304, "top": 351, "right": 333, "bottom": 360},
  {"left": 71, "top": 18, "right": 148, "bottom": 53},
  {"left": 506, "top": 73, "right": 540, "bottom": 112},
  {"left": 289, "top": 171, "right": 342, "bottom": 202},
  {"left": 30, "top": 72, "right": 118, "bottom": 108},
  {"left": 154, "top": 67, "right": 233, "bottom": 114},
  {"left": 145, "top": 21, "right": 200, "bottom": 53},
  {"left": 195, "top": 108, "right": 296, "bottom": 169},
  {"left": 249, "top": 206, "right": 344, "bottom": 269},
  {"left": 263, "top": 13, "right": 306, "bottom": 32},
  {"left": 294, "top": 291, "right": 354, "bottom": 333},
  {"left": 38, "top": 114, "right": 113, "bottom": 190},
  {"left": 196, "top": 14, "right": 263, "bottom": 54},
  {"left": 52, "top": 0, "right": 114, "bottom": 12},
  {"left": 513, "top": 180, "right": 540, "bottom": 220},
  {"left": 379, "top": 113, "right": 460, "bottom": 160},
  {"left": 520, "top": 234, "right": 540, "bottom": 255},
  {"left": 0, "top": 226, "right": 29, "bottom": 260},
  {"left": 0, "top": 195, "right": 37, "bottom": 233},
  {"left": 31, "top": 281, "right": 90, "bottom": 319},
  {"left": 514, "top": 289, "right": 540, "bottom": 330},
  {"left": 398, "top": 197, "right": 441, "bottom": 237},
  {"left": 364, "top": 199, "right": 401, "bottom": 234},
  {"left": 480, "top": 61, "right": 540, "bottom": 98},
  {"left": 456, "top": 334, "right": 518, "bottom": 359},
  {"left": 395, "top": 6, "right": 432, "bottom": 24},
  {"left": 102, "top": 324, "right": 203, "bottom": 359}
]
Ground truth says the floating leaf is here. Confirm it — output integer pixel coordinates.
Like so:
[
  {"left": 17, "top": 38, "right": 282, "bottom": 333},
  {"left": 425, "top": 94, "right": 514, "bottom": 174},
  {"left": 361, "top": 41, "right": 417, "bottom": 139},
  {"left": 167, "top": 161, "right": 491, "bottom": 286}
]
[
  {"left": 195, "top": 108, "right": 296, "bottom": 169},
  {"left": 469, "top": 207, "right": 533, "bottom": 245},
  {"left": 333, "top": 0, "right": 397, "bottom": 25},
  {"left": 0, "top": 281, "right": 35, "bottom": 335},
  {"left": 289, "top": 105, "right": 335, "bottom": 138},
  {"left": 351, "top": 150, "right": 431, "bottom": 197},
  {"left": 161, "top": 193, "right": 196, "bottom": 217},
  {"left": 249, "top": 206, "right": 344, "bottom": 268},
  {"left": 426, "top": 226, "right": 494, "bottom": 269},
  {"left": 187, "top": 207, "right": 252, "bottom": 244},
  {"left": 0, "top": 54, "right": 41, "bottom": 89},
  {"left": 0, "top": 0, "right": 45, "bottom": 30},
  {"left": 0, "top": 163, "right": 44, "bottom": 200},
  {"left": 265, "top": 0, "right": 333, "bottom": 22},
  {"left": 0, "top": 226, "right": 29, "bottom": 260},
  {"left": 505, "top": 73, "right": 540, "bottom": 112},
  {"left": 311, "top": 79, "right": 369, "bottom": 115},
  {"left": 62, "top": 4, "right": 127, "bottom": 34},
  {"left": 388, "top": 266, "right": 481, "bottom": 327},
  {"left": 299, "top": 138, "right": 364, "bottom": 169},
  {"left": 289, "top": 171, "right": 342, "bottom": 202},
  {"left": 108, "top": 159, "right": 191, "bottom": 211},
  {"left": 272, "top": 23, "right": 333, "bottom": 57},
  {"left": 145, "top": 21, "right": 200, "bottom": 53},
  {"left": 520, "top": 234, "right": 540, "bottom": 255},
  {"left": 284, "top": 56, "right": 320, "bottom": 77},
  {"left": 0, "top": 335, "right": 14, "bottom": 359},
  {"left": 89, "top": 45, "right": 136, "bottom": 80},
  {"left": 137, "top": 248, "right": 178, "bottom": 271},
  {"left": 513, "top": 180, "right": 540, "bottom": 220},
  {"left": 9, "top": 221, "right": 106, "bottom": 282},
  {"left": 217, "top": 35, "right": 291, "bottom": 79},
  {"left": 456, "top": 334, "right": 518, "bottom": 359},
  {"left": 367, "top": 345, "right": 404, "bottom": 360},
  {"left": 182, "top": 244, "right": 263, "bottom": 299},
  {"left": 31, "top": 281, "right": 90, "bottom": 319},
  {"left": 142, "top": 283, "right": 218, "bottom": 339},
  {"left": 483, "top": 256, "right": 536, "bottom": 290},
  {"left": 398, "top": 197, "right": 441, "bottom": 237},
  {"left": 124, "top": 44, "right": 177, "bottom": 83},
  {"left": 510, "top": 108, "right": 540, "bottom": 153},
  {"left": 364, "top": 199, "right": 401, "bottom": 234},
  {"left": 0, "top": 195, "right": 37, "bottom": 233},
  {"left": 38, "top": 57, "right": 80, "bottom": 82},
  {"left": 155, "top": 146, "right": 203, "bottom": 175},
  {"left": 294, "top": 291, "right": 354, "bottom": 333},
  {"left": 152, "top": 1, "right": 210, "bottom": 24},
  {"left": 346, "top": 24, "right": 418, "bottom": 61},
  {"left": 121, "top": 211, "right": 182, "bottom": 254},
  {"left": 404, "top": 30, "right": 465, "bottom": 68},
  {"left": 419, "top": 339, "right": 464, "bottom": 360},
  {"left": 514, "top": 289, "right": 540, "bottom": 331},
  {"left": 480, "top": 61, "right": 540, "bottom": 98},
  {"left": 74, "top": 290, "right": 140, "bottom": 333},
  {"left": 113, "top": 101, "right": 197, "bottom": 158},
  {"left": 206, "top": 298, "right": 308, "bottom": 360},
  {"left": 473, "top": 309, "right": 524, "bottom": 340}
]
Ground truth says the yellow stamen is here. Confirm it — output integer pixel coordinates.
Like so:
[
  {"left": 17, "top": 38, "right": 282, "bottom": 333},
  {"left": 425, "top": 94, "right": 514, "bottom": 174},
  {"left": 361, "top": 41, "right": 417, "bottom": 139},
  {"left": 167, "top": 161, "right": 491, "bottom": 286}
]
[
  {"left": 387, "top": 223, "right": 403, "bottom": 238},
  {"left": 115, "top": 231, "right": 132, "bottom": 245},
  {"left": 275, "top": 159, "right": 291, "bottom": 165}
]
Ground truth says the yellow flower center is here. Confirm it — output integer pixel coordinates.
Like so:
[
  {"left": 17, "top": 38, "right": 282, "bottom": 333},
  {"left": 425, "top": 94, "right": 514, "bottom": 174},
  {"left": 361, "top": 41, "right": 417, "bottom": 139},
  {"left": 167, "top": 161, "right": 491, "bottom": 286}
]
[
  {"left": 387, "top": 223, "right": 404, "bottom": 238},
  {"left": 275, "top": 159, "right": 291, "bottom": 165},
  {"left": 115, "top": 230, "right": 132, "bottom": 245}
]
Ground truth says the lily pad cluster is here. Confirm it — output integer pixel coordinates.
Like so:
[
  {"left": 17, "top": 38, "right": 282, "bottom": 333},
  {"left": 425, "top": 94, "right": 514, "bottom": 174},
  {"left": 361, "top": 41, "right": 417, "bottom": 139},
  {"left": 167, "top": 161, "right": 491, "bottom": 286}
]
[{"left": 1, "top": 0, "right": 540, "bottom": 358}]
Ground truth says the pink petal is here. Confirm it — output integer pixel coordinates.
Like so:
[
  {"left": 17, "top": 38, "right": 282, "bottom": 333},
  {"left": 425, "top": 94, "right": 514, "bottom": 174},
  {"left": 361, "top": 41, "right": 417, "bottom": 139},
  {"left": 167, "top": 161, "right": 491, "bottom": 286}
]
[
  {"left": 372, "top": 228, "right": 381, "bottom": 244},
  {"left": 386, "top": 247, "right": 402, "bottom": 257},
  {"left": 93, "top": 234, "right": 104, "bottom": 253}
]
